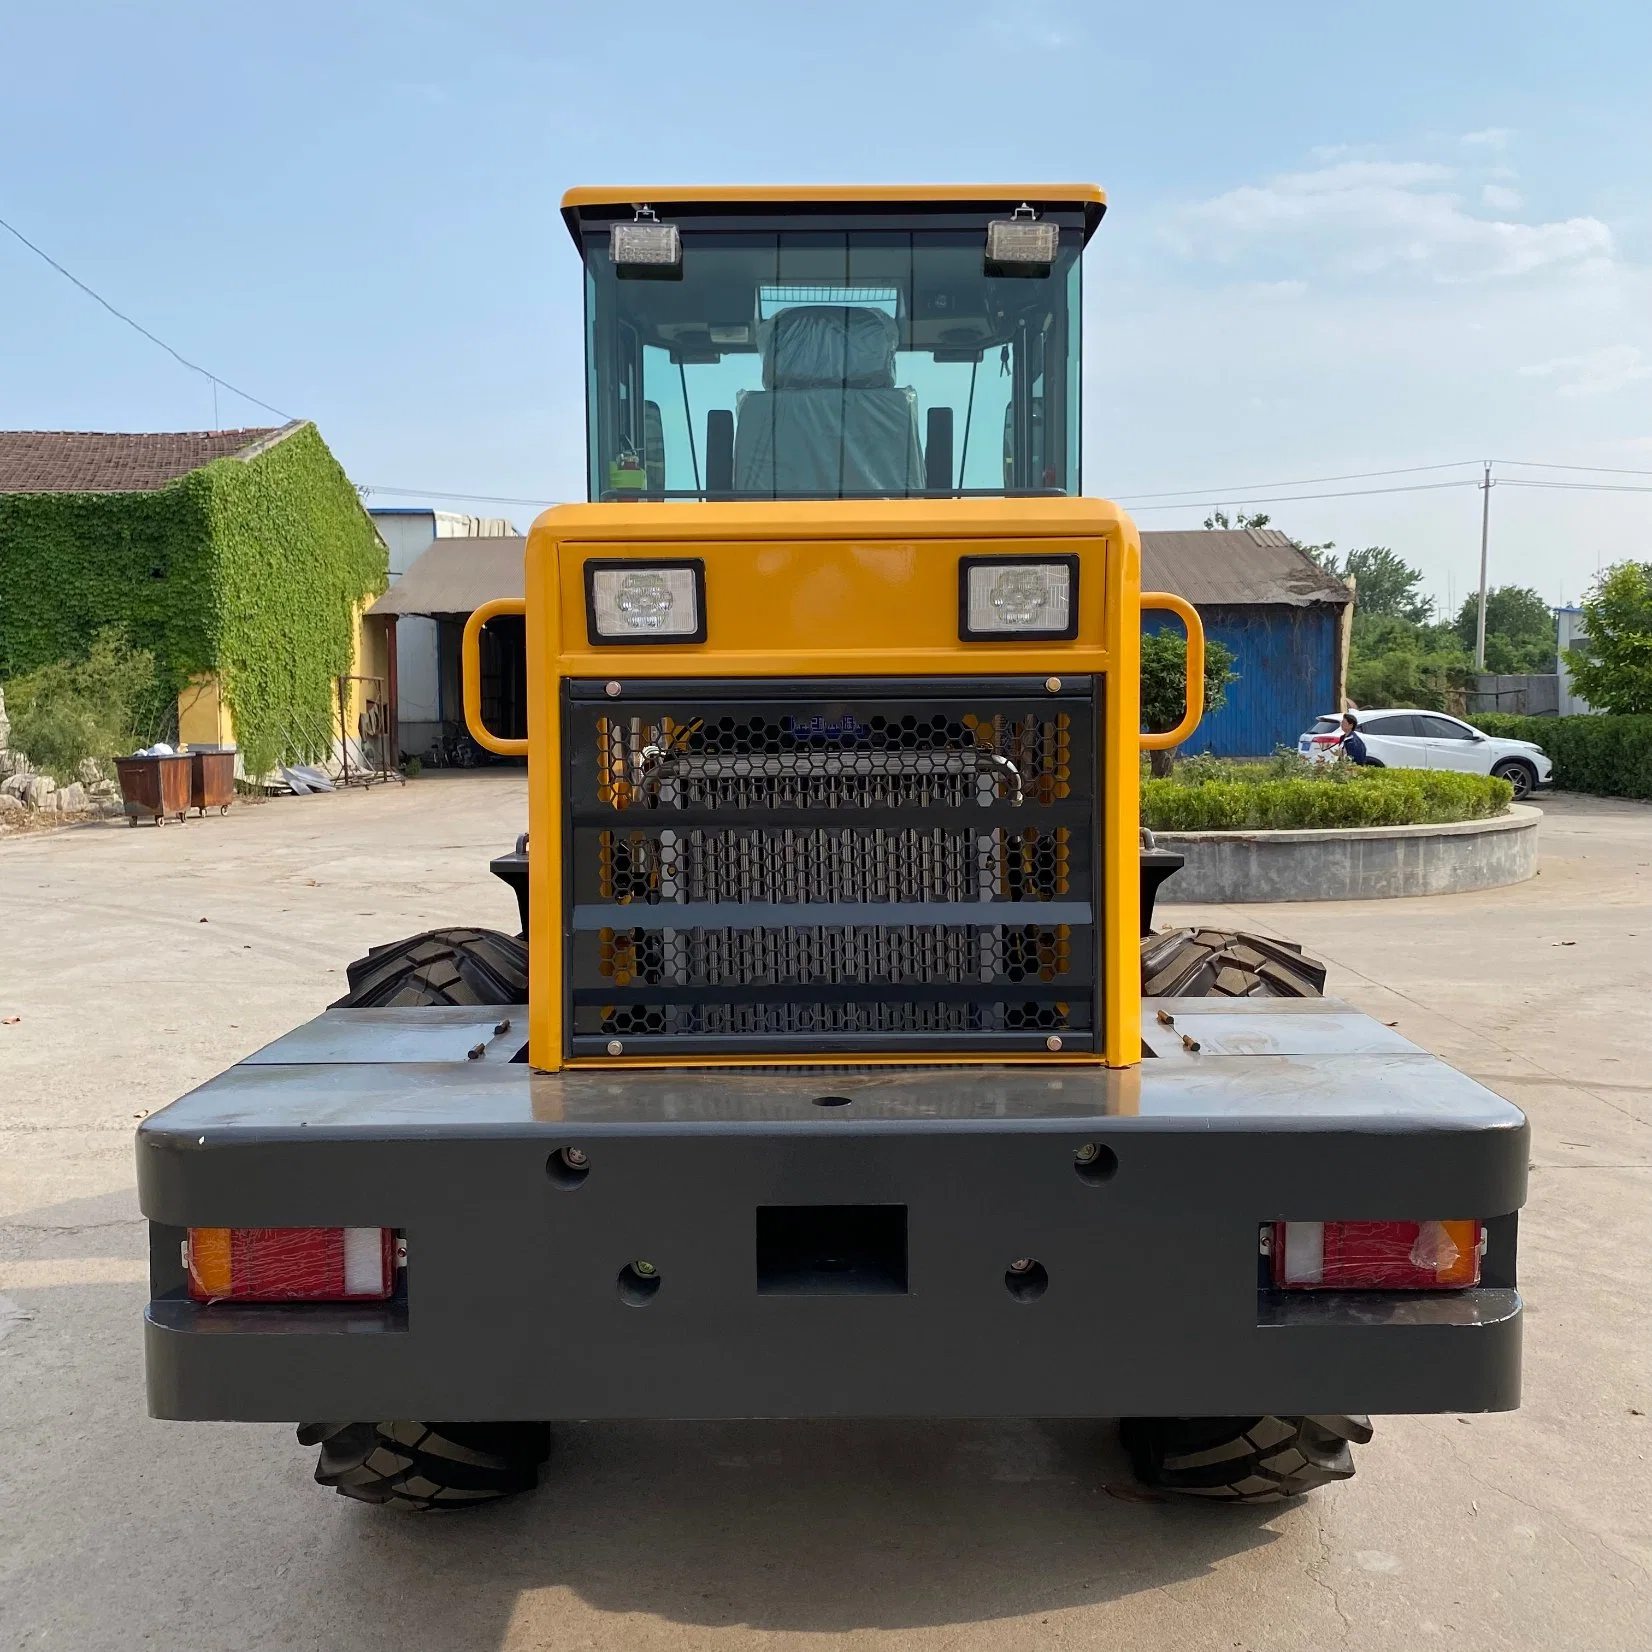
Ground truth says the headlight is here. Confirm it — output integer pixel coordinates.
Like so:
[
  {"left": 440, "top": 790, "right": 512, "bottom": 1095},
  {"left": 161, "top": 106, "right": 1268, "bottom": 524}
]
[
  {"left": 585, "top": 560, "right": 706, "bottom": 644},
  {"left": 959, "top": 556, "right": 1078, "bottom": 640}
]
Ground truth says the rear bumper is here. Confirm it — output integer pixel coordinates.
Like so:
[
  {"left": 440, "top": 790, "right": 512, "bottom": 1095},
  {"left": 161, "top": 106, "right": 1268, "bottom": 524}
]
[{"left": 139, "top": 1000, "right": 1526, "bottom": 1422}]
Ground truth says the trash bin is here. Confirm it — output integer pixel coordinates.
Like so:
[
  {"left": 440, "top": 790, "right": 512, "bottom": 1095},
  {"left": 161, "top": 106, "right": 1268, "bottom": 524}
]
[
  {"left": 114, "top": 753, "right": 193, "bottom": 826},
  {"left": 188, "top": 746, "right": 237, "bottom": 816}
]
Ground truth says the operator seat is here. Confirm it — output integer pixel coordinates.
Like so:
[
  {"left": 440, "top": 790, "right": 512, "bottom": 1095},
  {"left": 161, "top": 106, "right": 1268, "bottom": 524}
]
[{"left": 733, "top": 305, "right": 924, "bottom": 497}]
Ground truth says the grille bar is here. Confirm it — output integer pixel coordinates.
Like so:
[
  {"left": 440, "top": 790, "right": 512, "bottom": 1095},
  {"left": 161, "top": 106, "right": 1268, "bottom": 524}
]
[{"left": 573, "top": 901, "right": 1091, "bottom": 929}]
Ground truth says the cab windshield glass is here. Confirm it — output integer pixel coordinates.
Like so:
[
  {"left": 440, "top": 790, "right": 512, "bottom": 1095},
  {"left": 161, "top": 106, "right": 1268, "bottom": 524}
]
[{"left": 580, "top": 219, "right": 1082, "bottom": 501}]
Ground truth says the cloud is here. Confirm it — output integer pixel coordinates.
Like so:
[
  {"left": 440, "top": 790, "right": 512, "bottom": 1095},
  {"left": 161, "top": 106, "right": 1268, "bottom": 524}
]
[
  {"left": 1176, "top": 158, "right": 1611, "bottom": 281},
  {"left": 1519, "top": 344, "right": 1652, "bottom": 397},
  {"left": 1461, "top": 127, "right": 1514, "bottom": 149},
  {"left": 1481, "top": 183, "right": 1523, "bottom": 210}
]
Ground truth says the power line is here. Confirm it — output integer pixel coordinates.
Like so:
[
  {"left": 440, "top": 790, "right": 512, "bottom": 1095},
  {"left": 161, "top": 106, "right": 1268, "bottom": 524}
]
[
  {"left": 1124, "top": 479, "right": 1483, "bottom": 511},
  {"left": 0, "top": 210, "right": 296, "bottom": 424},
  {"left": 1498, "top": 477, "right": 1652, "bottom": 494},
  {"left": 1495, "top": 457, "right": 1652, "bottom": 478},
  {"left": 356, "top": 484, "right": 553, "bottom": 508},
  {"left": 1115, "top": 459, "right": 1483, "bottom": 502}
]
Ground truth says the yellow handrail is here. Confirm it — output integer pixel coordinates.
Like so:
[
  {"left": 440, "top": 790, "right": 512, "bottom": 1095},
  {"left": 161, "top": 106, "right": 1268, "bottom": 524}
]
[
  {"left": 1139, "top": 591, "right": 1205, "bottom": 751},
  {"left": 462, "top": 597, "right": 529, "bottom": 758}
]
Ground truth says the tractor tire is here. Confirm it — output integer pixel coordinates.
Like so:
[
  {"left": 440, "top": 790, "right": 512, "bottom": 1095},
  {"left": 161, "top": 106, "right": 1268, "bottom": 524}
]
[
  {"left": 334, "top": 927, "right": 528, "bottom": 1008},
  {"left": 1141, "top": 927, "right": 1327, "bottom": 998},
  {"left": 299, "top": 1420, "right": 551, "bottom": 1509},
  {"left": 1120, "top": 1413, "right": 1372, "bottom": 1502}
]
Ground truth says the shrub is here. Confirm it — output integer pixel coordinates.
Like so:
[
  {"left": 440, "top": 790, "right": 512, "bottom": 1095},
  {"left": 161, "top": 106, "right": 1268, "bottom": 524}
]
[
  {"left": 2, "top": 628, "right": 166, "bottom": 782},
  {"left": 1142, "top": 765, "right": 1512, "bottom": 832},
  {"left": 1472, "top": 712, "right": 1652, "bottom": 800}
]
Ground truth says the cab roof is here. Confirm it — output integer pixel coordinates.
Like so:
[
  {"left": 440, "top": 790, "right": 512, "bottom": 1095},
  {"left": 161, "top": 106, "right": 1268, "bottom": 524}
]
[{"left": 560, "top": 184, "right": 1107, "bottom": 247}]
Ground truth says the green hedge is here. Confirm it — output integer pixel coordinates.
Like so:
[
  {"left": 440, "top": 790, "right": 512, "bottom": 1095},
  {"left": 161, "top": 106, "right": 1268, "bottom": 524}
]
[
  {"left": 1471, "top": 713, "right": 1652, "bottom": 800},
  {"left": 0, "top": 423, "right": 385, "bottom": 774},
  {"left": 1143, "top": 769, "right": 1513, "bottom": 832}
]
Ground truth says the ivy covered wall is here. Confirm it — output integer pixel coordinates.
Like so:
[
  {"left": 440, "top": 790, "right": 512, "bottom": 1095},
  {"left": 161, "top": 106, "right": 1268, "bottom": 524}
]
[{"left": 0, "top": 422, "right": 386, "bottom": 771}]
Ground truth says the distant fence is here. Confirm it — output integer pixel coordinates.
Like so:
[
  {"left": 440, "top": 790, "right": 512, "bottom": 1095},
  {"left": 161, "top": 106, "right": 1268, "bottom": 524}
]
[{"left": 1462, "top": 674, "right": 1559, "bottom": 717}]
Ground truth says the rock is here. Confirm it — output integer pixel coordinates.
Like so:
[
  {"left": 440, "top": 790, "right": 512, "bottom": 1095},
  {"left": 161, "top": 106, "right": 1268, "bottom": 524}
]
[
  {"left": 0, "top": 684, "right": 9, "bottom": 756},
  {"left": 0, "top": 794, "right": 23, "bottom": 821},
  {"left": 20, "top": 774, "right": 56, "bottom": 809},
  {"left": 56, "top": 782, "right": 89, "bottom": 813},
  {"left": 77, "top": 758, "right": 107, "bottom": 787},
  {"left": 0, "top": 773, "right": 29, "bottom": 801}
]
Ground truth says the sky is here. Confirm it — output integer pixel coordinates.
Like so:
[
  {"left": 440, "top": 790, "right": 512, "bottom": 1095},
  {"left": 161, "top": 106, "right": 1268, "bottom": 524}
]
[{"left": 2, "top": 1, "right": 1649, "bottom": 617}]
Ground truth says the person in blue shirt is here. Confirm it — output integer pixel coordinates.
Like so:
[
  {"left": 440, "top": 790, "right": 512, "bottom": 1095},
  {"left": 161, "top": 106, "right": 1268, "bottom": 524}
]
[{"left": 1338, "top": 712, "right": 1376, "bottom": 766}]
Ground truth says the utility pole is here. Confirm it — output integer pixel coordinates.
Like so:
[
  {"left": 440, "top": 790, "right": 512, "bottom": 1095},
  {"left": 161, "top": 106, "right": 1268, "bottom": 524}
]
[{"left": 1474, "top": 461, "right": 1493, "bottom": 672}]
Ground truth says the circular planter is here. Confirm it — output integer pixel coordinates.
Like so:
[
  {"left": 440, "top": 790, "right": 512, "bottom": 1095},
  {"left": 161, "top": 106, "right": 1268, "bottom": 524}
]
[{"left": 1154, "top": 804, "right": 1541, "bottom": 903}]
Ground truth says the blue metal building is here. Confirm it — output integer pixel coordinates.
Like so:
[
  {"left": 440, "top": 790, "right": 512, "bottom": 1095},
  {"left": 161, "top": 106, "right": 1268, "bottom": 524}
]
[{"left": 1141, "top": 529, "right": 1352, "bottom": 758}]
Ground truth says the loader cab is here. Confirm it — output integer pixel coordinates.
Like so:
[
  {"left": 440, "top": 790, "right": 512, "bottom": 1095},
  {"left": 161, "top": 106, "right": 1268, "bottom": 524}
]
[{"left": 560, "top": 187, "right": 1104, "bottom": 504}]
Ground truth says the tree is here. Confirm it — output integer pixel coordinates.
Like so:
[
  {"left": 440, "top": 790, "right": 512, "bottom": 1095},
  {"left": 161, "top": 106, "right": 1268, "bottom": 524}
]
[
  {"left": 1203, "top": 509, "right": 1272, "bottom": 531},
  {"left": 1344, "top": 615, "right": 1470, "bottom": 711},
  {"left": 1452, "top": 585, "right": 1555, "bottom": 674},
  {"left": 1141, "top": 628, "right": 1238, "bottom": 775},
  {"left": 1338, "top": 546, "right": 1433, "bottom": 623},
  {"left": 1566, "top": 561, "right": 1652, "bottom": 715}
]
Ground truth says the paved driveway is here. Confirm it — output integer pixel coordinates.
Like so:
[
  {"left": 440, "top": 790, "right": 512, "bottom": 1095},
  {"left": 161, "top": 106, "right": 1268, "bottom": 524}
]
[{"left": 1, "top": 781, "right": 1646, "bottom": 1650}]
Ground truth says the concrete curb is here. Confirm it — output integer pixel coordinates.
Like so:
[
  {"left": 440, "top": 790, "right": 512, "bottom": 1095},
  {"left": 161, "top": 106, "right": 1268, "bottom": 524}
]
[{"left": 1155, "top": 803, "right": 1542, "bottom": 902}]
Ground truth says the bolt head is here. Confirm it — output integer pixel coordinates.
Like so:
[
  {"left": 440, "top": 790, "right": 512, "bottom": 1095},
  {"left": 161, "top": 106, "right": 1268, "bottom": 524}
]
[
  {"left": 1044, "top": 675, "right": 1062, "bottom": 694},
  {"left": 562, "top": 1147, "right": 588, "bottom": 1168},
  {"left": 1008, "top": 1257, "right": 1034, "bottom": 1274},
  {"left": 1075, "top": 1142, "right": 1099, "bottom": 1162},
  {"left": 1046, "top": 1034, "right": 1063, "bottom": 1052},
  {"left": 607, "top": 1038, "right": 624, "bottom": 1056},
  {"left": 605, "top": 680, "right": 622, "bottom": 698},
  {"left": 633, "top": 1259, "right": 657, "bottom": 1276}
]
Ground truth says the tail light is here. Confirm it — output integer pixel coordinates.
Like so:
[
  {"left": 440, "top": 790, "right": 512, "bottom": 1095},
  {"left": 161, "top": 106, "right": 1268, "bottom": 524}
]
[
  {"left": 1271, "top": 1220, "right": 1482, "bottom": 1290},
  {"left": 185, "top": 1227, "right": 397, "bottom": 1303}
]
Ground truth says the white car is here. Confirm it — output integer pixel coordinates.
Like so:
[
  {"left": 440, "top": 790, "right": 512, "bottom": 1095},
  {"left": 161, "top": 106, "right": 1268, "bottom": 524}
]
[{"left": 1298, "top": 709, "right": 1552, "bottom": 800}]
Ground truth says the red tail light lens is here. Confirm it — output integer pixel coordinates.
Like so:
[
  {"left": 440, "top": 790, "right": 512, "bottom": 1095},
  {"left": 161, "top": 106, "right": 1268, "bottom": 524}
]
[
  {"left": 186, "top": 1227, "right": 396, "bottom": 1302},
  {"left": 1272, "top": 1220, "right": 1482, "bottom": 1290}
]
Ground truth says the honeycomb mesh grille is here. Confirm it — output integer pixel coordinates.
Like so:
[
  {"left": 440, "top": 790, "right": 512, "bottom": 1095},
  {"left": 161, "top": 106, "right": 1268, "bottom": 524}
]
[
  {"left": 596, "top": 825, "right": 1070, "bottom": 905},
  {"left": 567, "top": 683, "right": 1097, "bottom": 1054}
]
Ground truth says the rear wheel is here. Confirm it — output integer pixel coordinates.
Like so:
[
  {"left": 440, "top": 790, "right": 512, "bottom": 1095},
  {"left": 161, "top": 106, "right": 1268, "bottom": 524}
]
[
  {"left": 299, "top": 1420, "right": 551, "bottom": 1509},
  {"left": 1121, "top": 1413, "right": 1372, "bottom": 1502},
  {"left": 1141, "top": 928, "right": 1327, "bottom": 998},
  {"left": 1491, "top": 759, "right": 1536, "bottom": 800},
  {"left": 335, "top": 927, "right": 528, "bottom": 1008}
]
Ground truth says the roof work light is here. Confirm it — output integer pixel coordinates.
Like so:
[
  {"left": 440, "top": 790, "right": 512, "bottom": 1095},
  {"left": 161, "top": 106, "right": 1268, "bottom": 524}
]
[
  {"left": 985, "top": 205, "right": 1059, "bottom": 274},
  {"left": 611, "top": 206, "right": 682, "bottom": 274}
]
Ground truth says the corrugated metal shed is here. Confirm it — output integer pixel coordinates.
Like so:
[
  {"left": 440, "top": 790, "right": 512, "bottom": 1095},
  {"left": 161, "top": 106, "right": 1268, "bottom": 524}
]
[
  {"left": 1140, "top": 530, "right": 1350, "bottom": 758},
  {"left": 368, "top": 537, "right": 526, "bottom": 616},
  {"left": 1140, "top": 529, "right": 1350, "bottom": 608}
]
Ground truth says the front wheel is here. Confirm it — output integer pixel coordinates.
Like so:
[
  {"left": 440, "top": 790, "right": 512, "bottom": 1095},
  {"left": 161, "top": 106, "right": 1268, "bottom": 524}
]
[
  {"left": 300, "top": 1421, "right": 551, "bottom": 1509},
  {"left": 1121, "top": 1414, "right": 1372, "bottom": 1502},
  {"left": 1491, "top": 759, "right": 1535, "bottom": 800}
]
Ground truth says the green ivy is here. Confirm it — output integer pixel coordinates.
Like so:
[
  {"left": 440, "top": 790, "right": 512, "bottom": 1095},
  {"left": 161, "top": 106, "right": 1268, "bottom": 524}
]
[{"left": 0, "top": 423, "right": 385, "bottom": 773}]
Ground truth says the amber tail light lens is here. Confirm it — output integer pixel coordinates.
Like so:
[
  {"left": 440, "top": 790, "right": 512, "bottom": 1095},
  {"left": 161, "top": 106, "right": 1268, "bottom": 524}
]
[
  {"left": 1272, "top": 1220, "right": 1482, "bottom": 1290},
  {"left": 186, "top": 1227, "right": 396, "bottom": 1302}
]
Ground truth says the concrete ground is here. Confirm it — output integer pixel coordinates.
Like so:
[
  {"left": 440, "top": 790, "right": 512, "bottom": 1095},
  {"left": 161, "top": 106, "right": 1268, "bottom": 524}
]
[{"left": 1, "top": 778, "right": 1647, "bottom": 1651}]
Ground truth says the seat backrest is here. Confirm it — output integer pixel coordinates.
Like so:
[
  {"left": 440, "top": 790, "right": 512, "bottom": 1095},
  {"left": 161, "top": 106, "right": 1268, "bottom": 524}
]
[
  {"left": 735, "top": 304, "right": 920, "bottom": 496},
  {"left": 763, "top": 305, "right": 898, "bottom": 390}
]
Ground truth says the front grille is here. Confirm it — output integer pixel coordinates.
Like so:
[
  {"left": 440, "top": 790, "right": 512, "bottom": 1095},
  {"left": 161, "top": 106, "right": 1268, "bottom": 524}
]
[{"left": 566, "top": 679, "right": 1098, "bottom": 1055}]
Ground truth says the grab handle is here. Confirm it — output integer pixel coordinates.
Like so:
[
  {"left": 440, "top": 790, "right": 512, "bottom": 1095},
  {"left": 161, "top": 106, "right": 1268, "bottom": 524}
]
[
  {"left": 462, "top": 597, "right": 529, "bottom": 758},
  {"left": 1139, "top": 591, "right": 1206, "bottom": 752}
]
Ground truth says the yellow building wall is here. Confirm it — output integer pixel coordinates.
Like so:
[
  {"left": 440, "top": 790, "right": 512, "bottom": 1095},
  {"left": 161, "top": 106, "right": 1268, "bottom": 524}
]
[{"left": 176, "top": 673, "right": 236, "bottom": 749}]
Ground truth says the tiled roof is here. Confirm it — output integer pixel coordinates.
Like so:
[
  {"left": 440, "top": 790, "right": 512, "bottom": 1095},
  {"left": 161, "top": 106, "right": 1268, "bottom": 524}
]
[{"left": 0, "top": 423, "right": 302, "bottom": 493}]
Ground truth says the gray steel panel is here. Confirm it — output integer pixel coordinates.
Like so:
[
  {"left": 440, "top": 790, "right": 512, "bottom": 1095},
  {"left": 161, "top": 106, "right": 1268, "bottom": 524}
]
[
  {"left": 139, "top": 997, "right": 1527, "bottom": 1424},
  {"left": 242, "top": 1007, "right": 528, "bottom": 1066}
]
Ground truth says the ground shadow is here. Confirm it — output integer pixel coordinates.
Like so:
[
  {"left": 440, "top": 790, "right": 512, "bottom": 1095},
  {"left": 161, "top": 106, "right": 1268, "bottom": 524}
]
[{"left": 312, "top": 1416, "right": 1284, "bottom": 1646}]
